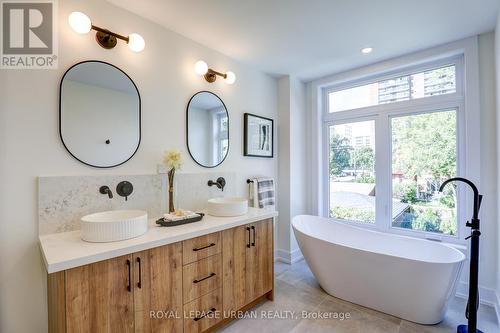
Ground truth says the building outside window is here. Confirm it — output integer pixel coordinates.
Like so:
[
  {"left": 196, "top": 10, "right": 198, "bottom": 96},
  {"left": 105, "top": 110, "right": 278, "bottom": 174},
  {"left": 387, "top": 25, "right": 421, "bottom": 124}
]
[{"left": 324, "top": 58, "right": 463, "bottom": 241}]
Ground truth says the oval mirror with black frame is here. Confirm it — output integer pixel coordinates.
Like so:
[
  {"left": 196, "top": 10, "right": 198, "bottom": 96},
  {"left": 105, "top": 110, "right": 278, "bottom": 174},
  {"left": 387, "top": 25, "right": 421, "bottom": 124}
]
[
  {"left": 59, "top": 60, "right": 141, "bottom": 168},
  {"left": 186, "top": 91, "right": 229, "bottom": 168}
]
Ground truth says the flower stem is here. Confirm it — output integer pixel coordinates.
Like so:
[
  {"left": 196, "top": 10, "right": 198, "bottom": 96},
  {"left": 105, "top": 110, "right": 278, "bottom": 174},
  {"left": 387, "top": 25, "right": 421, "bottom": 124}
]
[{"left": 168, "top": 167, "right": 175, "bottom": 213}]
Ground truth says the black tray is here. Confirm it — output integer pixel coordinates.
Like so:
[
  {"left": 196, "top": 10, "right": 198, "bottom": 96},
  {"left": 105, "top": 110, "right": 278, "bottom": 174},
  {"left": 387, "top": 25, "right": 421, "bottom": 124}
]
[{"left": 156, "top": 213, "right": 205, "bottom": 227}]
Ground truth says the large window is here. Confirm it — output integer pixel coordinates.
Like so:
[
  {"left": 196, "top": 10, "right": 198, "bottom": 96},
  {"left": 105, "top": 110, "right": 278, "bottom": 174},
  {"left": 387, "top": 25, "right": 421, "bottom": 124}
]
[
  {"left": 391, "top": 110, "right": 457, "bottom": 235},
  {"left": 323, "top": 57, "right": 464, "bottom": 242},
  {"left": 328, "top": 65, "right": 456, "bottom": 113},
  {"left": 329, "top": 120, "right": 376, "bottom": 224}
]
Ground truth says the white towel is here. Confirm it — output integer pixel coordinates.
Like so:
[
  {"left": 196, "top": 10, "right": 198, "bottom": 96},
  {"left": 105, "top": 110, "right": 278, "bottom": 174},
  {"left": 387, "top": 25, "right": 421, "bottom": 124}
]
[
  {"left": 251, "top": 178, "right": 259, "bottom": 208},
  {"left": 250, "top": 177, "right": 275, "bottom": 209}
]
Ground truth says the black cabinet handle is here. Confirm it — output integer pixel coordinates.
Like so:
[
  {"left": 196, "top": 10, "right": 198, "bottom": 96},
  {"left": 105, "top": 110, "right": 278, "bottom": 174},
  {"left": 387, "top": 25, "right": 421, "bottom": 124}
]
[
  {"left": 193, "top": 308, "right": 216, "bottom": 322},
  {"left": 246, "top": 227, "right": 251, "bottom": 248},
  {"left": 126, "top": 259, "right": 131, "bottom": 292},
  {"left": 193, "top": 272, "right": 216, "bottom": 284},
  {"left": 193, "top": 243, "right": 216, "bottom": 252},
  {"left": 136, "top": 257, "right": 142, "bottom": 289},
  {"left": 251, "top": 226, "right": 256, "bottom": 247}
]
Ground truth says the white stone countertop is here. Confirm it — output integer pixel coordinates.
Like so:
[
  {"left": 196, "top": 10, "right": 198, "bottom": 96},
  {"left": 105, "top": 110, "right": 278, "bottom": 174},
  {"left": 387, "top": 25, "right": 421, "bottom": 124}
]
[{"left": 39, "top": 207, "right": 278, "bottom": 274}]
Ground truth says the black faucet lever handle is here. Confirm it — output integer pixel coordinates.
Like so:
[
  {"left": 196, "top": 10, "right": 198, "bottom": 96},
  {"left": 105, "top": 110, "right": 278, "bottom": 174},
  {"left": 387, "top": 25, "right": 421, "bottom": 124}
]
[{"left": 117, "top": 181, "right": 133, "bottom": 201}]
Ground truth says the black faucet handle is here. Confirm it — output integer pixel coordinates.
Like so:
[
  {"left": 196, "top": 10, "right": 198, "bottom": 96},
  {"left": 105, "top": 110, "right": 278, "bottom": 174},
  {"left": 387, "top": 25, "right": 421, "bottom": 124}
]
[{"left": 117, "top": 181, "right": 133, "bottom": 201}]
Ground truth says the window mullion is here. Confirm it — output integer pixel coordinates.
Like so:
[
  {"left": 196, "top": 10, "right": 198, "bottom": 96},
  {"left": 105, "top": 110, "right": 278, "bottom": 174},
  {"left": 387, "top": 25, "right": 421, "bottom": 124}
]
[{"left": 375, "top": 114, "right": 391, "bottom": 231}]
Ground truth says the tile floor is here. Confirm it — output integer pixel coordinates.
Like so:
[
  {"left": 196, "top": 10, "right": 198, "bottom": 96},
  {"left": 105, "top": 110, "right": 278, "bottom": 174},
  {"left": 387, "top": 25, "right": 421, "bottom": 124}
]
[{"left": 219, "top": 259, "right": 498, "bottom": 333}]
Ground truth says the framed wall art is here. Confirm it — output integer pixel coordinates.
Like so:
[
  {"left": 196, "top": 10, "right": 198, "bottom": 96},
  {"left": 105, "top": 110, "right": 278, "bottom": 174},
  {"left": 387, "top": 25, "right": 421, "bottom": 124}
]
[{"left": 244, "top": 113, "right": 274, "bottom": 158}]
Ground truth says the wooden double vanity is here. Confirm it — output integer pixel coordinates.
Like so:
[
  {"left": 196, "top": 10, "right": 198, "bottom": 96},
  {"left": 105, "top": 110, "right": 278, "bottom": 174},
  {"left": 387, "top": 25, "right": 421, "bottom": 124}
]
[{"left": 41, "top": 209, "right": 276, "bottom": 333}]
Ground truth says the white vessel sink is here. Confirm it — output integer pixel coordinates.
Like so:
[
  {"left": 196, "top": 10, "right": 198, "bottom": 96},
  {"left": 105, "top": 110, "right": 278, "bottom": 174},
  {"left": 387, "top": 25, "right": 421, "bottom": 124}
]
[
  {"left": 81, "top": 210, "right": 148, "bottom": 242},
  {"left": 207, "top": 197, "right": 248, "bottom": 217}
]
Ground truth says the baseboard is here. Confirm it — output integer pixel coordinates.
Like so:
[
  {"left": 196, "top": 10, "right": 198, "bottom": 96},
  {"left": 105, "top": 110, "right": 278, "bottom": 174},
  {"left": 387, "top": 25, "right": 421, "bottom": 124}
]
[
  {"left": 455, "top": 281, "right": 499, "bottom": 321},
  {"left": 275, "top": 248, "right": 303, "bottom": 264}
]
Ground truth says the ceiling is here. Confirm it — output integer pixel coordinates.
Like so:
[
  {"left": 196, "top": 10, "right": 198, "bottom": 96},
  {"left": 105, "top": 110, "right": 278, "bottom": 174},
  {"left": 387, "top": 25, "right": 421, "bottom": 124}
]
[{"left": 107, "top": 0, "right": 500, "bottom": 81}]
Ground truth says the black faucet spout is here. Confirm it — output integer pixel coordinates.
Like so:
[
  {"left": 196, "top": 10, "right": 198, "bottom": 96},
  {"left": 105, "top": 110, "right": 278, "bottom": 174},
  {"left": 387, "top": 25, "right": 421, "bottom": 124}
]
[
  {"left": 208, "top": 177, "right": 226, "bottom": 191},
  {"left": 439, "top": 177, "right": 482, "bottom": 223},
  {"left": 99, "top": 185, "right": 113, "bottom": 199}
]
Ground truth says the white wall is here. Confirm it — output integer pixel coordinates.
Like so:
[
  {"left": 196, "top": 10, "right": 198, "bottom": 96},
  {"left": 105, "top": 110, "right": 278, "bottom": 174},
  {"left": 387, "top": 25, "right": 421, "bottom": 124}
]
[
  {"left": 276, "top": 75, "right": 308, "bottom": 263},
  {"left": 495, "top": 12, "right": 500, "bottom": 311},
  {"left": 290, "top": 77, "right": 308, "bottom": 255},
  {"left": 277, "top": 77, "right": 291, "bottom": 259},
  {"left": 477, "top": 31, "right": 498, "bottom": 296},
  {"left": 0, "top": 0, "right": 278, "bottom": 332},
  {"left": 290, "top": 78, "right": 309, "bottom": 219}
]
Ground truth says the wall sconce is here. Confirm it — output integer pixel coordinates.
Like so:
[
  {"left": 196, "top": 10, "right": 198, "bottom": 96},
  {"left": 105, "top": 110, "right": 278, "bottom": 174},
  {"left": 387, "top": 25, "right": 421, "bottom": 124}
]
[
  {"left": 194, "top": 60, "right": 236, "bottom": 84},
  {"left": 68, "top": 12, "right": 145, "bottom": 52}
]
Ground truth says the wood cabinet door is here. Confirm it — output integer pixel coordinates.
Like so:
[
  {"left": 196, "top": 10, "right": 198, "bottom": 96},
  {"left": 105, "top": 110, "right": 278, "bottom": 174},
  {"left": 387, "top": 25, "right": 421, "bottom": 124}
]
[
  {"left": 133, "top": 242, "right": 183, "bottom": 333},
  {"left": 65, "top": 254, "right": 134, "bottom": 333},
  {"left": 221, "top": 225, "right": 249, "bottom": 312},
  {"left": 246, "top": 219, "right": 274, "bottom": 302}
]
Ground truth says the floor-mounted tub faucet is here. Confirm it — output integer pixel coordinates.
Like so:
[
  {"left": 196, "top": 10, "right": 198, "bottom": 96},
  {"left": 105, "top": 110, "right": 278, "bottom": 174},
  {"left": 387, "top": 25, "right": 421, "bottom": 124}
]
[{"left": 439, "top": 177, "right": 483, "bottom": 333}]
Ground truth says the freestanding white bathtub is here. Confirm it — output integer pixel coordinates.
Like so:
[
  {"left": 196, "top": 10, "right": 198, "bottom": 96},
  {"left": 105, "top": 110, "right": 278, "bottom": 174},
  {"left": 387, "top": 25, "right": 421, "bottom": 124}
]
[{"left": 292, "top": 215, "right": 465, "bottom": 324}]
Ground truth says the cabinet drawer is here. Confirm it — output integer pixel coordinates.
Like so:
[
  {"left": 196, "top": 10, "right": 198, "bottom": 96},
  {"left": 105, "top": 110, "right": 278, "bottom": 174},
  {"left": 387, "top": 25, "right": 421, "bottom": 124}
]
[
  {"left": 183, "top": 232, "right": 221, "bottom": 265},
  {"left": 183, "top": 289, "right": 222, "bottom": 333},
  {"left": 183, "top": 254, "right": 222, "bottom": 304}
]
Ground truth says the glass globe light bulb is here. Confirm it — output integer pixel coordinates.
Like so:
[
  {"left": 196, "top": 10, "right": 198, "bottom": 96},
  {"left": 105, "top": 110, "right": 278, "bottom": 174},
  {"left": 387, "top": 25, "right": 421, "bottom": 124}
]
[
  {"left": 224, "top": 71, "right": 236, "bottom": 84},
  {"left": 128, "top": 33, "right": 145, "bottom": 52},
  {"left": 68, "top": 12, "right": 92, "bottom": 34},
  {"left": 194, "top": 60, "right": 209, "bottom": 76}
]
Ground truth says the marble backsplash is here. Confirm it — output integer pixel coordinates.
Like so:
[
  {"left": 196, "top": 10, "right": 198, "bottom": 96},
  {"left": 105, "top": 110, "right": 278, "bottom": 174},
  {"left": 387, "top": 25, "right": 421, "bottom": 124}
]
[{"left": 38, "top": 172, "right": 237, "bottom": 235}]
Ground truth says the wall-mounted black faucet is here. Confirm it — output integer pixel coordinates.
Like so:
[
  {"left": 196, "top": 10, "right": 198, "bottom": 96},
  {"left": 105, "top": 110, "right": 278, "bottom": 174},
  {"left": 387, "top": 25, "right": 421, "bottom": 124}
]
[
  {"left": 208, "top": 177, "right": 226, "bottom": 191},
  {"left": 116, "top": 181, "right": 133, "bottom": 201},
  {"left": 99, "top": 185, "right": 113, "bottom": 199}
]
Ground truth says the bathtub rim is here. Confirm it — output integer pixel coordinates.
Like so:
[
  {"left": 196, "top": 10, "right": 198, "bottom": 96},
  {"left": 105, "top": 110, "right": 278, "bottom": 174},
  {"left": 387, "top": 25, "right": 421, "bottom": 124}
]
[{"left": 292, "top": 214, "right": 466, "bottom": 265}]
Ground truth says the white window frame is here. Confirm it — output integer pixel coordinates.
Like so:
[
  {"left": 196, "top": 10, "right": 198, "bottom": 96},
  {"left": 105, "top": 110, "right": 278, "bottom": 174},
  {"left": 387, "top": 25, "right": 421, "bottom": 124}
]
[
  {"left": 209, "top": 109, "right": 228, "bottom": 165},
  {"left": 309, "top": 37, "right": 481, "bottom": 245},
  {"left": 216, "top": 112, "right": 229, "bottom": 161}
]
